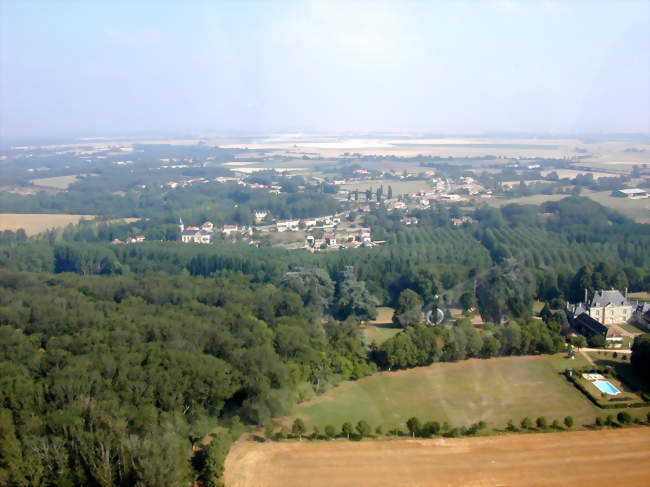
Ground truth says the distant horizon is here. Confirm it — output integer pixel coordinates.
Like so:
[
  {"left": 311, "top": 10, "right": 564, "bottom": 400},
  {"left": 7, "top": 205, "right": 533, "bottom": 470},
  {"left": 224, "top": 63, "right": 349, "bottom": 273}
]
[
  {"left": 2, "top": 0, "right": 649, "bottom": 138},
  {"left": 3, "top": 130, "right": 650, "bottom": 148}
]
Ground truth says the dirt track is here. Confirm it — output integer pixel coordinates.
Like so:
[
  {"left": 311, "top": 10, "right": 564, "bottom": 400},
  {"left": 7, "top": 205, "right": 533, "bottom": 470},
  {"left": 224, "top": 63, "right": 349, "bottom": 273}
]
[{"left": 224, "top": 428, "right": 650, "bottom": 487}]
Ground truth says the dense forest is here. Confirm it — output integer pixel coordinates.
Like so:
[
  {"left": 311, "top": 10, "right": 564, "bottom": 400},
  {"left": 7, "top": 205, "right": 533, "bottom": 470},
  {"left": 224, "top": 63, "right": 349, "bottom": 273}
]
[{"left": 0, "top": 270, "right": 373, "bottom": 486}]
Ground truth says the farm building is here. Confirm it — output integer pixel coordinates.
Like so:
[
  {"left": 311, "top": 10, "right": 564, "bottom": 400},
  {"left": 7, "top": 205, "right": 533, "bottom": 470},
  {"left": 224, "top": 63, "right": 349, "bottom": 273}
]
[
  {"left": 573, "top": 313, "right": 622, "bottom": 344},
  {"left": 616, "top": 188, "right": 648, "bottom": 199}
]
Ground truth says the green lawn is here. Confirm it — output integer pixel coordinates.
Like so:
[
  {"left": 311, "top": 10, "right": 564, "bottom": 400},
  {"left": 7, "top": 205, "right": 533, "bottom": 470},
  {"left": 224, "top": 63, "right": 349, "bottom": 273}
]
[
  {"left": 363, "top": 323, "right": 401, "bottom": 346},
  {"left": 294, "top": 355, "right": 605, "bottom": 432},
  {"left": 363, "top": 307, "right": 401, "bottom": 346},
  {"left": 30, "top": 175, "right": 80, "bottom": 189}
]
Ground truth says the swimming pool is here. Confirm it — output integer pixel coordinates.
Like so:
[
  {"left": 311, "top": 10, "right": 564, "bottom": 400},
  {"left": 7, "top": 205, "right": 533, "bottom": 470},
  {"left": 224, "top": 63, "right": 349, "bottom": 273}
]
[{"left": 593, "top": 380, "right": 621, "bottom": 395}]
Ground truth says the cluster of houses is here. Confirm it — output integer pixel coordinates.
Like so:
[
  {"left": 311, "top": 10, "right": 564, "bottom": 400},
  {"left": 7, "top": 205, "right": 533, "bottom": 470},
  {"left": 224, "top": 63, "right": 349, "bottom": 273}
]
[
  {"left": 274, "top": 214, "right": 342, "bottom": 232},
  {"left": 569, "top": 289, "right": 650, "bottom": 346},
  {"left": 306, "top": 227, "right": 372, "bottom": 252},
  {"left": 111, "top": 235, "right": 146, "bottom": 244},
  {"left": 179, "top": 219, "right": 253, "bottom": 244}
]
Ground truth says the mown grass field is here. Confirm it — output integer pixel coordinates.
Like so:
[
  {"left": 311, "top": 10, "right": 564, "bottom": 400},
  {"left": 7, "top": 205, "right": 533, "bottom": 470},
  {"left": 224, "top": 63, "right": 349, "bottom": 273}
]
[
  {"left": 363, "top": 307, "right": 400, "bottom": 345},
  {"left": 293, "top": 355, "right": 627, "bottom": 432},
  {"left": 0, "top": 213, "right": 95, "bottom": 236},
  {"left": 29, "top": 175, "right": 80, "bottom": 189}
]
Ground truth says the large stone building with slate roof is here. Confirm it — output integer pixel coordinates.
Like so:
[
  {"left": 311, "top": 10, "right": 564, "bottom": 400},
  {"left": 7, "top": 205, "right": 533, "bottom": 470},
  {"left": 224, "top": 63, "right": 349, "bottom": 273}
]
[{"left": 586, "top": 290, "right": 635, "bottom": 325}]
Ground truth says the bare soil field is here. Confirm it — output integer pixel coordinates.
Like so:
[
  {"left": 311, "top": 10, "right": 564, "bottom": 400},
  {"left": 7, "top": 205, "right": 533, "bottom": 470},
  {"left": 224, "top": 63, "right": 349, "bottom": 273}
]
[
  {"left": 0, "top": 213, "right": 94, "bottom": 235},
  {"left": 224, "top": 428, "right": 650, "bottom": 487}
]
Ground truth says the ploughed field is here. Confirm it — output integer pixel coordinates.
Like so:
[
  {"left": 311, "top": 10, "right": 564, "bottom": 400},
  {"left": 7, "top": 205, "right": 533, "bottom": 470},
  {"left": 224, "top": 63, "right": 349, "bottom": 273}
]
[
  {"left": 224, "top": 428, "right": 650, "bottom": 487},
  {"left": 294, "top": 355, "right": 604, "bottom": 431}
]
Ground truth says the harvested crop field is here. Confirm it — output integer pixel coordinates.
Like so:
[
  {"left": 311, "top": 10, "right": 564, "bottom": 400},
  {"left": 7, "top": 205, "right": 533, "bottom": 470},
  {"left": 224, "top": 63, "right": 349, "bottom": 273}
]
[
  {"left": 0, "top": 213, "right": 94, "bottom": 235},
  {"left": 224, "top": 428, "right": 650, "bottom": 487}
]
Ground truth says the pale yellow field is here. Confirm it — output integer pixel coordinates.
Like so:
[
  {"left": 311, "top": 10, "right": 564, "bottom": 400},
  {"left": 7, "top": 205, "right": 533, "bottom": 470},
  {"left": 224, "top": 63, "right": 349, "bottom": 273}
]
[
  {"left": 224, "top": 428, "right": 650, "bottom": 487},
  {"left": 0, "top": 213, "right": 95, "bottom": 235}
]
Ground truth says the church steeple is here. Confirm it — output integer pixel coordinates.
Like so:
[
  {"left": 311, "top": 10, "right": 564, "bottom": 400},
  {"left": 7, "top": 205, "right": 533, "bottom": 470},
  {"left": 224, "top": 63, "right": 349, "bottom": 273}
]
[{"left": 179, "top": 217, "right": 184, "bottom": 233}]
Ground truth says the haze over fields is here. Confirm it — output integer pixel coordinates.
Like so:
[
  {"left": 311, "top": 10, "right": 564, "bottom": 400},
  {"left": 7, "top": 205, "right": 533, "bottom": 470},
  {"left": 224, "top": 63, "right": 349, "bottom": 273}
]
[{"left": 1, "top": 0, "right": 649, "bottom": 139}]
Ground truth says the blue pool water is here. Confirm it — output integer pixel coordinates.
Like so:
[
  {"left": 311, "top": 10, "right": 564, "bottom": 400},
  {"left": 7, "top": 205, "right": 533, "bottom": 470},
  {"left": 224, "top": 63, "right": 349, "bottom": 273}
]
[{"left": 593, "top": 380, "right": 621, "bottom": 395}]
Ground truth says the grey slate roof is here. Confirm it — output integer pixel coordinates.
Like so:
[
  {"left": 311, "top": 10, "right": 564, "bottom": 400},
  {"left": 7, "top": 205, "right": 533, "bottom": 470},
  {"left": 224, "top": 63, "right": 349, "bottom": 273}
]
[
  {"left": 574, "top": 312, "right": 608, "bottom": 337},
  {"left": 590, "top": 290, "right": 629, "bottom": 307}
]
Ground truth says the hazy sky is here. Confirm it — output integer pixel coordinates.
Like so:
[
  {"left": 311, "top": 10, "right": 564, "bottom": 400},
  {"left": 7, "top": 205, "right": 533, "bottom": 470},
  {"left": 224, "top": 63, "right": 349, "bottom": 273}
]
[{"left": 1, "top": 0, "right": 649, "bottom": 138}]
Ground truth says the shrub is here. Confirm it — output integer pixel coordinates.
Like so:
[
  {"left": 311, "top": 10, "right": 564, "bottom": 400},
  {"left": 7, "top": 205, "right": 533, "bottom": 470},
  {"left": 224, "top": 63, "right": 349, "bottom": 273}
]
[
  {"left": 595, "top": 417, "right": 604, "bottom": 427},
  {"left": 564, "top": 416, "right": 574, "bottom": 428},
  {"left": 536, "top": 417, "right": 548, "bottom": 429},
  {"left": 264, "top": 422, "right": 275, "bottom": 440},
  {"left": 324, "top": 424, "right": 336, "bottom": 439},
  {"left": 421, "top": 421, "right": 441, "bottom": 437},
  {"left": 521, "top": 417, "right": 532, "bottom": 429},
  {"left": 375, "top": 425, "right": 383, "bottom": 435},
  {"left": 617, "top": 411, "right": 632, "bottom": 424}
]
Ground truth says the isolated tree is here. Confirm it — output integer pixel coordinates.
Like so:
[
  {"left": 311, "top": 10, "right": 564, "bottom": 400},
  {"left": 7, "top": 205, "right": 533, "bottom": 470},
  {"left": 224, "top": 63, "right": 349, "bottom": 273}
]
[
  {"left": 564, "top": 416, "right": 574, "bottom": 428},
  {"left": 536, "top": 417, "right": 547, "bottom": 429},
  {"left": 392, "top": 289, "right": 424, "bottom": 328},
  {"left": 570, "top": 335, "right": 587, "bottom": 349},
  {"left": 387, "top": 185, "right": 393, "bottom": 199},
  {"left": 292, "top": 419, "right": 305, "bottom": 440},
  {"left": 356, "top": 420, "right": 371, "bottom": 439},
  {"left": 341, "top": 422, "right": 353, "bottom": 439},
  {"left": 406, "top": 417, "right": 421, "bottom": 437},
  {"left": 551, "top": 419, "right": 560, "bottom": 429}
]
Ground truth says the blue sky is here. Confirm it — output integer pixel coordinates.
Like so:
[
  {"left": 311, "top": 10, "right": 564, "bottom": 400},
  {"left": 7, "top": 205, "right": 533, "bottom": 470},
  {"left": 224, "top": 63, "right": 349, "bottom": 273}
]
[{"left": 1, "top": 0, "right": 648, "bottom": 137}]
